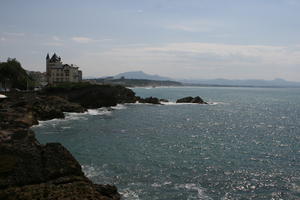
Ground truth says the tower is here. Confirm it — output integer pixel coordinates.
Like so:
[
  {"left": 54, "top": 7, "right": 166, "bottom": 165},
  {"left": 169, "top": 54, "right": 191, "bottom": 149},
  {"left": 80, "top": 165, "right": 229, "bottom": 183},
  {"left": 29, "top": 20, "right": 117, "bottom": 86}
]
[{"left": 46, "top": 53, "right": 50, "bottom": 83}]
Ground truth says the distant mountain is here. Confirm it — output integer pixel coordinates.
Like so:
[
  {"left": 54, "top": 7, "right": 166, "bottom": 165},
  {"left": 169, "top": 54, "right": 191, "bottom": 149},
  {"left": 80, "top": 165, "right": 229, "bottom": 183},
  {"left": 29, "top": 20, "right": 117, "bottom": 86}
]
[
  {"left": 179, "top": 78, "right": 300, "bottom": 87},
  {"left": 114, "top": 71, "right": 171, "bottom": 81}
]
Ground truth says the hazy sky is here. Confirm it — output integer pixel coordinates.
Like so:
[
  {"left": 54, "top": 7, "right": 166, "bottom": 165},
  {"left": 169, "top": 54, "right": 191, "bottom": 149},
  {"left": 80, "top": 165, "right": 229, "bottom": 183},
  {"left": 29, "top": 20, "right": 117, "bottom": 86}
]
[{"left": 1, "top": 0, "right": 300, "bottom": 81}]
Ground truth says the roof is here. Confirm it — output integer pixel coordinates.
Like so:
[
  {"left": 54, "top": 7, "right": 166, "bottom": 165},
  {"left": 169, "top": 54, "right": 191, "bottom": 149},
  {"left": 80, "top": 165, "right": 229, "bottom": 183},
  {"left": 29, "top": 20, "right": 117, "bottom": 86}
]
[{"left": 49, "top": 53, "right": 61, "bottom": 63}]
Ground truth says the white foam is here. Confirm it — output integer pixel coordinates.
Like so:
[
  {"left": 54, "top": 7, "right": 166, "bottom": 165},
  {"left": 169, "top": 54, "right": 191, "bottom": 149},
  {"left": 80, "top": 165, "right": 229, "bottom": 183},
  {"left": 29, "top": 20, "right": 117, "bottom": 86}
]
[
  {"left": 32, "top": 118, "right": 65, "bottom": 128},
  {"left": 161, "top": 101, "right": 220, "bottom": 105},
  {"left": 151, "top": 183, "right": 162, "bottom": 187},
  {"left": 175, "top": 183, "right": 212, "bottom": 199},
  {"left": 120, "top": 189, "right": 140, "bottom": 200},
  {"left": 81, "top": 165, "right": 103, "bottom": 178},
  {"left": 65, "top": 112, "right": 88, "bottom": 120},
  {"left": 111, "top": 104, "right": 127, "bottom": 110},
  {"left": 87, "top": 108, "right": 112, "bottom": 116}
]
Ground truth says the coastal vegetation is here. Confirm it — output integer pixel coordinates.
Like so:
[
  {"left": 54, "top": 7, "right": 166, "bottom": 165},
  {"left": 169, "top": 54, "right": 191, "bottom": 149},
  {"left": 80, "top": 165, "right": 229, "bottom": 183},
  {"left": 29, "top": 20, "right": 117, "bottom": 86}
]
[{"left": 0, "top": 58, "right": 35, "bottom": 90}]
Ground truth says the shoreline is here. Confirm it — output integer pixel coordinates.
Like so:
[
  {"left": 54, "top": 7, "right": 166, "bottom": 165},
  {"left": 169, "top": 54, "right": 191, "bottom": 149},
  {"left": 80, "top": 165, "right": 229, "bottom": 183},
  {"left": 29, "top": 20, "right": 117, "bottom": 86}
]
[
  {"left": 0, "top": 84, "right": 209, "bottom": 199},
  {"left": 0, "top": 83, "right": 145, "bottom": 199},
  {"left": 0, "top": 90, "right": 123, "bottom": 200}
]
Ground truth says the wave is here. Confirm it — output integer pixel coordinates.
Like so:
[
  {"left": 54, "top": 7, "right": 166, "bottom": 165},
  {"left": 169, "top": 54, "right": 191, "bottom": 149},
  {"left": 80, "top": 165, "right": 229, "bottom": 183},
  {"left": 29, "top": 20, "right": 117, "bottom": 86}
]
[
  {"left": 33, "top": 107, "right": 117, "bottom": 128},
  {"left": 32, "top": 118, "right": 65, "bottom": 128},
  {"left": 175, "top": 183, "right": 212, "bottom": 199},
  {"left": 161, "top": 101, "right": 226, "bottom": 105},
  {"left": 208, "top": 101, "right": 228, "bottom": 105},
  {"left": 81, "top": 164, "right": 103, "bottom": 178},
  {"left": 120, "top": 189, "right": 140, "bottom": 200},
  {"left": 111, "top": 104, "right": 127, "bottom": 110},
  {"left": 86, "top": 108, "right": 112, "bottom": 116}
]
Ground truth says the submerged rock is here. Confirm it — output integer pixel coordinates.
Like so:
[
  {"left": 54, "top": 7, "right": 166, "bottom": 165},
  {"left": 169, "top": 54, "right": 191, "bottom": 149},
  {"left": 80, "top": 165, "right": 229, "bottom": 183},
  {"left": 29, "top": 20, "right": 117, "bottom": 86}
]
[{"left": 176, "top": 96, "right": 207, "bottom": 104}]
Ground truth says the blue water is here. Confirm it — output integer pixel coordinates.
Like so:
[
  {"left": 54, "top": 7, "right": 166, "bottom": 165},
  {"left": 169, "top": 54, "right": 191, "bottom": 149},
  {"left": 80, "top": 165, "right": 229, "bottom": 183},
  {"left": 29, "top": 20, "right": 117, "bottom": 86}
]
[{"left": 32, "top": 87, "right": 300, "bottom": 199}]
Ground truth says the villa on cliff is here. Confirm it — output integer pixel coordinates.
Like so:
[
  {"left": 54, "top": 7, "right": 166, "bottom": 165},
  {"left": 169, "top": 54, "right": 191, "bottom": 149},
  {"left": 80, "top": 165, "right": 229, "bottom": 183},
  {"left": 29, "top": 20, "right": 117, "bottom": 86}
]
[{"left": 46, "top": 53, "right": 82, "bottom": 84}]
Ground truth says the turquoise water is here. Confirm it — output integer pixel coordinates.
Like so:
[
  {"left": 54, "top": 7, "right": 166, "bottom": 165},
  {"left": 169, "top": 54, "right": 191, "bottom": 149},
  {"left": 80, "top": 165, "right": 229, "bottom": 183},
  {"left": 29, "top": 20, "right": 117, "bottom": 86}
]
[{"left": 33, "top": 87, "right": 300, "bottom": 199}]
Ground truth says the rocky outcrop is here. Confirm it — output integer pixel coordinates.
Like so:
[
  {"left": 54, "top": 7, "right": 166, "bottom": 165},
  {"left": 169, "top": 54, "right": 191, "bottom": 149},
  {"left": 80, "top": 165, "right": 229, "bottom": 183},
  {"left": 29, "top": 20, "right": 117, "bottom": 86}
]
[
  {"left": 43, "top": 84, "right": 136, "bottom": 108},
  {"left": 176, "top": 96, "right": 207, "bottom": 104},
  {"left": 0, "top": 128, "right": 120, "bottom": 200},
  {"left": 136, "top": 96, "right": 161, "bottom": 104},
  {"left": 0, "top": 91, "right": 120, "bottom": 200}
]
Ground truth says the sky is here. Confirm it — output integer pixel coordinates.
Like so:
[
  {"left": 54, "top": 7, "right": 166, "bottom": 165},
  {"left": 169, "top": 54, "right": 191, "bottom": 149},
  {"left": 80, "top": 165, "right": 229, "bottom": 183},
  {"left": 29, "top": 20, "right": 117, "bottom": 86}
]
[{"left": 0, "top": 0, "right": 300, "bottom": 81}]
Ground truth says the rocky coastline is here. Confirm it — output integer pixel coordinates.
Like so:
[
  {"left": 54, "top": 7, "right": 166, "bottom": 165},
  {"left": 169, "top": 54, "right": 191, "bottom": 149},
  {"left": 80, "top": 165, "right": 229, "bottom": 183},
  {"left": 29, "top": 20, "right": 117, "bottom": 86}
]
[
  {"left": 0, "top": 84, "right": 208, "bottom": 199},
  {"left": 0, "top": 84, "right": 141, "bottom": 200}
]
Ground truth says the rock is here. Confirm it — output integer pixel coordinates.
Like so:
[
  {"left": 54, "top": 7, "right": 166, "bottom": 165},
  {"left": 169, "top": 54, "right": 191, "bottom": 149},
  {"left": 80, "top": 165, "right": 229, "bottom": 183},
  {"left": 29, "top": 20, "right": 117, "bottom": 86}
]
[
  {"left": 43, "top": 84, "right": 136, "bottom": 108},
  {"left": 0, "top": 128, "right": 121, "bottom": 200},
  {"left": 159, "top": 99, "right": 169, "bottom": 103},
  {"left": 191, "top": 96, "right": 206, "bottom": 104},
  {"left": 176, "top": 96, "right": 207, "bottom": 104},
  {"left": 137, "top": 96, "right": 161, "bottom": 104},
  {"left": 94, "top": 184, "right": 121, "bottom": 200},
  {"left": 0, "top": 91, "right": 121, "bottom": 200},
  {"left": 176, "top": 96, "right": 194, "bottom": 103},
  {"left": 32, "top": 96, "right": 85, "bottom": 121}
]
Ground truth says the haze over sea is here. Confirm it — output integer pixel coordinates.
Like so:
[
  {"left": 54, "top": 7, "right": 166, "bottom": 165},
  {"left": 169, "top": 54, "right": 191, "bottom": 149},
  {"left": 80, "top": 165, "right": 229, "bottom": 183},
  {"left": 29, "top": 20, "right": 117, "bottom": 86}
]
[{"left": 33, "top": 87, "right": 300, "bottom": 200}]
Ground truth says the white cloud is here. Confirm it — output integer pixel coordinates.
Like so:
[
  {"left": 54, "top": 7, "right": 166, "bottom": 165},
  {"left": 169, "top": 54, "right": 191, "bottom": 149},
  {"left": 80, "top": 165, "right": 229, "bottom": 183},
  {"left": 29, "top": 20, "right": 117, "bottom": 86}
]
[
  {"left": 71, "top": 36, "right": 113, "bottom": 44},
  {"left": 0, "top": 37, "right": 6, "bottom": 41},
  {"left": 72, "top": 36, "right": 94, "bottom": 43},
  {"left": 52, "top": 36, "right": 62, "bottom": 41},
  {"left": 79, "top": 42, "right": 300, "bottom": 80},
  {"left": 43, "top": 42, "right": 63, "bottom": 46},
  {"left": 43, "top": 36, "right": 64, "bottom": 46},
  {"left": 166, "top": 20, "right": 222, "bottom": 33},
  {"left": 3, "top": 32, "right": 25, "bottom": 36}
]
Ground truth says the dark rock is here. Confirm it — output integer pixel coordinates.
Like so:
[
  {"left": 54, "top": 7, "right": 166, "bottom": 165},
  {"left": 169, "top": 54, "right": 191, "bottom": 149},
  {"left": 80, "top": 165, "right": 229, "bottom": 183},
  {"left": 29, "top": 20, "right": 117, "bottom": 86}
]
[
  {"left": 138, "top": 96, "right": 161, "bottom": 104},
  {"left": 191, "top": 96, "right": 206, "bottom": 104},
  {"left": 176, "top": 96, "right": 207, "bottom": 104},
  {"left": 43, "top": 84, "right": 136, "bottom": 109},
  {"left": 159, "top": 99, "right": 169, "bottom": 103},
  {"left": 95, "top": 184, "right": 121, "bottom": 200},
  {"left": 176, "top": 96, "right": 194, "bottom": 103},
  {"left": 0, "top": 91, "right": 121, "bottom": 199}
]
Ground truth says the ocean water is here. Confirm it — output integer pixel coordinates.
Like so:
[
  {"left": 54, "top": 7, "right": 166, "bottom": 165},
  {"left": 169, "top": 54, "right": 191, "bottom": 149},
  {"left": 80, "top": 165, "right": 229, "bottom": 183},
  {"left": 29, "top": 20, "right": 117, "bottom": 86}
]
[{"left": 32, "top": 87, "right": 300, "bottom": 200}]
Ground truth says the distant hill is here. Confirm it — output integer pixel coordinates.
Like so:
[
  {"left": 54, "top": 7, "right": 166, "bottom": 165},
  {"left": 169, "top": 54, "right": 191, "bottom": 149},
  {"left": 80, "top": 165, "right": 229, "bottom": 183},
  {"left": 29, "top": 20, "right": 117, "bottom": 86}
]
[
  {"left": 179, "top": 78, "right": 300, "bottom": 87},
  {"left": 89, "top": 78, "right": 182, "bottom": 87},
  {"left": 114, "top": 71, "right": 171, "bottom": 81}
]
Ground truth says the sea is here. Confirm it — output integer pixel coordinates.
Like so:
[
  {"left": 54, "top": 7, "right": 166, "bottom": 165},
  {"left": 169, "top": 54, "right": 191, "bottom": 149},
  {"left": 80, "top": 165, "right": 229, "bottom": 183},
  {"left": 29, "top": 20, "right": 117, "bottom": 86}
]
[{"left": 32, "top": 87, "right": 300, "bottom": 200}]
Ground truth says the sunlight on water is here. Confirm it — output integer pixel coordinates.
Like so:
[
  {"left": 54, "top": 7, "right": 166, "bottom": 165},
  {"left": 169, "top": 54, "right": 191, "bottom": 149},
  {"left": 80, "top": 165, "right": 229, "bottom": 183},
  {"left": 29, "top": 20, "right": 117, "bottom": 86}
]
[{"left": 33, "top": 87, "right": 300, "bottom": 199}]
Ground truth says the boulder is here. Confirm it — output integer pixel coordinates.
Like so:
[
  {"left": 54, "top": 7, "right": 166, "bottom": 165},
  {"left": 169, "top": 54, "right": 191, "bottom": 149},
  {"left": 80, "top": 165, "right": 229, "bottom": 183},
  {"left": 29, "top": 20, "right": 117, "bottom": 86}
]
[
  {"left": 137, "top": 96, "right": 161, "bottom": 104},
  {"left": 176, "top": 96, "right": 207, "bottom": 104}
]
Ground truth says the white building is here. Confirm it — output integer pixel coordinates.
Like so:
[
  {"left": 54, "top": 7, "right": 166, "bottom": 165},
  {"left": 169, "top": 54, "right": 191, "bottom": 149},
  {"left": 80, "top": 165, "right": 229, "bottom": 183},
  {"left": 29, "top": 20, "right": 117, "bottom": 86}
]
[{"left": 46, "top": 53, "right": 82, "bottom": 84}]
